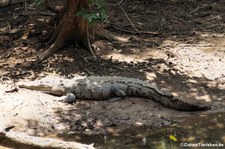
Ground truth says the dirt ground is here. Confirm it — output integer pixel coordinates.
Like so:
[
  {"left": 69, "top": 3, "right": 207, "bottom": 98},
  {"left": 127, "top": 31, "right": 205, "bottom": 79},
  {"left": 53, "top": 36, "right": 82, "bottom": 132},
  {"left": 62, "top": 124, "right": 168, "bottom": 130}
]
[{"left": 0, "top": 0, "right": 225, "bottom": 141}]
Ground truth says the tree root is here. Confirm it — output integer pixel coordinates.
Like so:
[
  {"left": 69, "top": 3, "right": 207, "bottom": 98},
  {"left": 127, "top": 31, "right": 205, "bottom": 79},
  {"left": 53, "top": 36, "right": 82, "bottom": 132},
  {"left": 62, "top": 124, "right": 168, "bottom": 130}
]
[{"left": 93, "top": 24, "right": 129, "bottom": 42}]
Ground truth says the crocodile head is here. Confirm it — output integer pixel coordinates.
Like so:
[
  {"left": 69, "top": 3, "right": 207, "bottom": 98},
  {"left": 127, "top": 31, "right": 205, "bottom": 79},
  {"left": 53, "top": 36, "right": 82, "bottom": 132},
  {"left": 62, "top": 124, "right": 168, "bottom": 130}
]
[
  {"left": 18, "top": 81, "right": 52, "bottom": 92},
  {"left": 17, "top": 77, "right": 67, "bottom": 96}
]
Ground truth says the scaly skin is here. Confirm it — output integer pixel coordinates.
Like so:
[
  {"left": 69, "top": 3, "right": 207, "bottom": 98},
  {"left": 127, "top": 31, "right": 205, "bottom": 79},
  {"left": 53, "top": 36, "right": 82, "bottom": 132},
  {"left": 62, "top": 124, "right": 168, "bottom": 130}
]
[{"left": 18, "top": 76, "right": 211, "bottom": 111}]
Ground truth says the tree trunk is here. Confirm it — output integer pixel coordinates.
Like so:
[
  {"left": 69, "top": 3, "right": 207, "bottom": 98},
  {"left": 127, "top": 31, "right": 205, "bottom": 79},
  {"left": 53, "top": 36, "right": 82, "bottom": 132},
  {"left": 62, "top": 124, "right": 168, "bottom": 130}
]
[
  {"left": 38, "top": 0, "right": 95, "bottom": 61},
  {"left": 38, "top": 0, "right": 128, "bottom": 62}
]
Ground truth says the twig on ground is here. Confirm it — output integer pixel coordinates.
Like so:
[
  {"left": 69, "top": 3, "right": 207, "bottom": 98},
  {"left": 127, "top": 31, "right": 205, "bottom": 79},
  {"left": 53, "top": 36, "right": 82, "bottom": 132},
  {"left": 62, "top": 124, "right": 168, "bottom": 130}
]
[
  {"left": 107, "top": 0, "right": 139, "bottom": 33},
  {"left": 107, "top": 0, "right": 159, "bottom": 35},
  {"left": 106, "top": 0, "right": 124, "bottom": 6},
  {"left": 110, "top": 26, "right": 160, "bottom": 35},
  {"left": 118, "top": 5, "right": 139, "bottom": 33},
  {"left": 0, "top": 28, "right": 24, "bottom": 35}
]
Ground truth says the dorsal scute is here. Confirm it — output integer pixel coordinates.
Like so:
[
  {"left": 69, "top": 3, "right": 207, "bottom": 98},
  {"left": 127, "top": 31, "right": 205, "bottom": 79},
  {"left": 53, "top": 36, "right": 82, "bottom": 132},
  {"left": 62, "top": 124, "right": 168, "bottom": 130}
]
[{"left": 81, "top": 76, "right": 165, "bottom": 94}]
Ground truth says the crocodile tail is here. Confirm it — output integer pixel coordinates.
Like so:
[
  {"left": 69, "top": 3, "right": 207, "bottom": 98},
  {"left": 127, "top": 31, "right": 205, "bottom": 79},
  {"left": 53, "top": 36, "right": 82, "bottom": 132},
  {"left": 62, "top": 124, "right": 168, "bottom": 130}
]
[
  {"left": 127, "top": 84, "right": 210, "bottom": 111},
  {"left": 162, "top": 97, "right": 211, "bottom": 111}
]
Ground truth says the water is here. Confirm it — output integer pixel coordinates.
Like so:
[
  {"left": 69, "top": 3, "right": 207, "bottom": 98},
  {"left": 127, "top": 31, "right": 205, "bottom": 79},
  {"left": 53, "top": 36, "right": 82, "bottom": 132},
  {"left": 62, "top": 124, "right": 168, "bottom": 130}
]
[{"left": 51, "top": 112, "right": 225, "bottom": 149}]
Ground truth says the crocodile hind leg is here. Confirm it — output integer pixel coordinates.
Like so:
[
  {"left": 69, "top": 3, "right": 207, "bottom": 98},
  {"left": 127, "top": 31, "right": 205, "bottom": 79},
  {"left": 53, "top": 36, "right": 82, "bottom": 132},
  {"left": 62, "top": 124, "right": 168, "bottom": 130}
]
[{"left": 109, "top": 87, "right": 127, "bottom": 102}]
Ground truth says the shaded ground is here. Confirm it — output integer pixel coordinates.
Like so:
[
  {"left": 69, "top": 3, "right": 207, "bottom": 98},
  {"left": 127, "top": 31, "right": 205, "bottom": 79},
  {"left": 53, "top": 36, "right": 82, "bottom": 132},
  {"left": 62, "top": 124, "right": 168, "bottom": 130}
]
[
  {"left": 51, "top": 112, "right": 225, "bottom": 148},
  {"left": 0, "top": 0, "right": 225, "bottom": 148}
]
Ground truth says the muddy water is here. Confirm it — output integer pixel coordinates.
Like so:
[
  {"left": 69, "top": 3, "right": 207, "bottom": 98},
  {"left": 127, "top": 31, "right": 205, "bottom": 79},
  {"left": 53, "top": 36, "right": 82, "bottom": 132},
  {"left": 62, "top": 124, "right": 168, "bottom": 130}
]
[{"left": 54, "top": 112, "right": 225, "bottom": 149}]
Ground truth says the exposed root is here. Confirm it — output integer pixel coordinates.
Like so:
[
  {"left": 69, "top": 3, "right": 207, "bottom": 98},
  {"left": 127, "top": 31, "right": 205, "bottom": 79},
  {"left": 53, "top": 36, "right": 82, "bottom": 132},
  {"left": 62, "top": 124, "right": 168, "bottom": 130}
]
[
  {"left": 93, "top": 24, "right": 129, "bottom": 42},
  {"left": 38, "top": 38, "right": 64, "bottom": 61}
]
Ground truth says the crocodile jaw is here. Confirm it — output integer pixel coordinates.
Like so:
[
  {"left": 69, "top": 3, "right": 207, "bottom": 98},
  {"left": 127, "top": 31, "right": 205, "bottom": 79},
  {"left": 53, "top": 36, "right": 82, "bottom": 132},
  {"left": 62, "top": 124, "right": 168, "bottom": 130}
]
[
  {"left": 18, "top": 81, "right": 67, "bottom": 96},
  {"left": 18, "top": 82, "right": 52, "bottom": 93}
]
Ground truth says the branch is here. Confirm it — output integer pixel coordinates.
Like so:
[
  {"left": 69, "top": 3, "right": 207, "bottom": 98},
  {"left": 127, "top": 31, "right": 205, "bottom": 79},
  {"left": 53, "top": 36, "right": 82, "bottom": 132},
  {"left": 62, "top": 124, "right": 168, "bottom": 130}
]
[
  {"left": 0, "top": 126, "right": 95, "bottom": 149},
  {"left": 118, "top": 5, "right": 139, "bottom": 33},
  {"left": 107, "top": 0, "right": 139, "bottom": 33},
  {"left": 0, "top": 0, "right": 26, "bottom": 7}
]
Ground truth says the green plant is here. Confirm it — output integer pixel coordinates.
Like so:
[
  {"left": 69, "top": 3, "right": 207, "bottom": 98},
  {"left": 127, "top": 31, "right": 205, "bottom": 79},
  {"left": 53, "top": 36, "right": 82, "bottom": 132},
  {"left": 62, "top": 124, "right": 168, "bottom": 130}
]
[
  {"left": 77, "top": 0, "right": 107, "bottom": 25},
  {"left": 33, "top": 0, "right": 44, "bottom": 6},
  {"left": 32, "top": 0, "right": 107, "bottom": 25}
]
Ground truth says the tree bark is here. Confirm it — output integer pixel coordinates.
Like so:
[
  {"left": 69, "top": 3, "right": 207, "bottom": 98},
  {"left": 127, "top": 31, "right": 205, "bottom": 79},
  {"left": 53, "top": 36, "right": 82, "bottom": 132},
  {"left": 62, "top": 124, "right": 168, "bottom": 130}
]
[{"left": 38, "top": 0, "right": 95, "bottom": 61}]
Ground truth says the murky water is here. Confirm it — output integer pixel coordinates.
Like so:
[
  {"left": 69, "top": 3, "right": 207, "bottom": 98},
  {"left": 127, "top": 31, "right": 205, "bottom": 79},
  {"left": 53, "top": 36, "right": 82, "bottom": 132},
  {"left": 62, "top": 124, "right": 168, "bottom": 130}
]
[{"left": 53, "top": 112, "right": 225, "bottom": 149}]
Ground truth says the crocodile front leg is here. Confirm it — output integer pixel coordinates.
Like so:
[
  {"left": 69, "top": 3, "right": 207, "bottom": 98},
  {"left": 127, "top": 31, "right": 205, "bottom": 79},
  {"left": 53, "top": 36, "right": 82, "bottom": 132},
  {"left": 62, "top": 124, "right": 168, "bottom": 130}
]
[{"left": 59, "top": 93, "right": 76, "bottom": 103}]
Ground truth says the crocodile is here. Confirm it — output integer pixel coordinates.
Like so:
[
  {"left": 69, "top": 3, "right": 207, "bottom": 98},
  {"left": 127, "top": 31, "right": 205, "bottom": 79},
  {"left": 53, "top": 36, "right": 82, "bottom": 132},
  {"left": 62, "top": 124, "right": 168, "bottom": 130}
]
[{"left": 17, "top": 76, "right": 210, "bottom": 111}]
